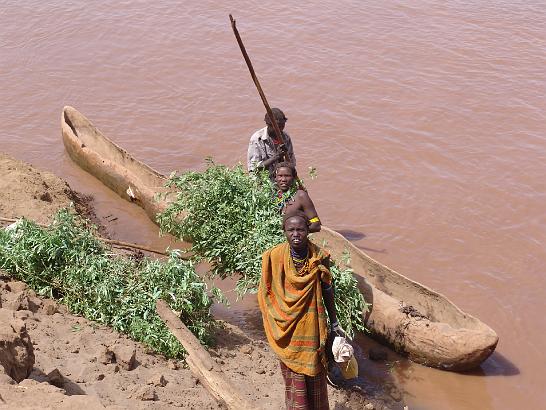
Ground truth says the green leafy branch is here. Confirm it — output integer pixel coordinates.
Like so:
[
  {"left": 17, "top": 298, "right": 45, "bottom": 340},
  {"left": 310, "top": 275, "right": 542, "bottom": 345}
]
[
  {"left": 158, "top": 160, "right": 368, "bottom": 337},
  {"left": 0, "top": 210, "right": 220, "bottom": 358}
]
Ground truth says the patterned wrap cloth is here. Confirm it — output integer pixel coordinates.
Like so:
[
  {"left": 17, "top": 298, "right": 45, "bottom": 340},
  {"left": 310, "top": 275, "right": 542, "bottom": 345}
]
[
  {"left": 280, "top": 361, "right": 329, "bottom": 410},
  {"left": 258, "top": 242, "right": 332, "bottom": 377}
]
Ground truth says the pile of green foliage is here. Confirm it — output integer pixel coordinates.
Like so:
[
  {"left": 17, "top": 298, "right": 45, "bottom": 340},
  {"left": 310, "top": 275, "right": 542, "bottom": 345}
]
[
  {"left": 0, "top": 209, "right": 220, "bottom": 358},
  {"left": 158, "top": 161, "right": 282, "bottom": 294},
  {"left": 158, "top": 160, "right": 368, "bottom": 337}
]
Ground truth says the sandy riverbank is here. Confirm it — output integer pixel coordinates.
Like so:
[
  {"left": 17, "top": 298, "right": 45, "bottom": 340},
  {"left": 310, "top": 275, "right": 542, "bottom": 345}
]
[{"left": 0, "top": 153, "right": 396, "bottom": 409}]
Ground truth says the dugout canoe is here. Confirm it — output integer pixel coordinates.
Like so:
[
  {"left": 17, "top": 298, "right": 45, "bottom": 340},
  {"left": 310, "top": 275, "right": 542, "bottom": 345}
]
[
  {"left": 62, "top": 106, "right": 173, "bottom": 222},
  {"left": 62, "top": 106, "right": 498, "bottom": 371}
]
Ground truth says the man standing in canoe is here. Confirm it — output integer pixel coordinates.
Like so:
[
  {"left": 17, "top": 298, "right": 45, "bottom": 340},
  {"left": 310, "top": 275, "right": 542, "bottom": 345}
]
[
  {"left": 258, "top": 211, "right": 342, "bottom": 409},
  {"left": 274, "top": 162, "right": 321, "bottom": 233},
  {"left": 247, "top": 108, "right": 296, "bottom": 178}
]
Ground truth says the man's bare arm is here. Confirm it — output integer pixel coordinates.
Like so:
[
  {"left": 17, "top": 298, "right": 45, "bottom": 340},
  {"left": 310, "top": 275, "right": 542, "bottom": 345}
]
[
  {"left": 258, "top": 153, "right": 281, "bottom": 170},
  {"left": 298, "top": 191, "right": 321, "bottom": 232}
]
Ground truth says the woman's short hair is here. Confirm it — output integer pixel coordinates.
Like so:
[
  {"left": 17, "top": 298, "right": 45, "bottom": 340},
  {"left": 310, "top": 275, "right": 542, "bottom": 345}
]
[
  {"left": 275, "top": 162, "right": 297, "bottom": 178},
  {"left": 282, "top": 210, "right": 309, "bottom": 230}
]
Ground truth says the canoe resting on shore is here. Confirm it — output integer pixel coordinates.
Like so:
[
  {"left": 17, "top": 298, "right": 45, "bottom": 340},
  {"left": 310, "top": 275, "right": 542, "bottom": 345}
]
[{"left": 61, "top": 105, "right": 498, "bottom": 371}]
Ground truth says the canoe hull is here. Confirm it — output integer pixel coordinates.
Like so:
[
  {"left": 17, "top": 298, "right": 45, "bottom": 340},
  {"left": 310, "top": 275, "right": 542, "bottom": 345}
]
[
  {"left": 62, "top": 106, "right": 173, "bottom": 222},
  {"left": 313, "top": 227, "right": 498, "bottom": 371},
  {"left": 61, "top": 106, "right": 498, "bottom": 371}
]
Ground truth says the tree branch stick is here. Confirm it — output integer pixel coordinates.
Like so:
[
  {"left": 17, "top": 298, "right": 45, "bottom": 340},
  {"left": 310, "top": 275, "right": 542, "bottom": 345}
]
[
  {"left": 229, "top": 14, "right": 287, "bottom": 160},
  {"left": 0, "top": 217, "right": 189, "bottom": 259},
  {"left": 156, "top": 299, "right": 256, "bottom": 410}
]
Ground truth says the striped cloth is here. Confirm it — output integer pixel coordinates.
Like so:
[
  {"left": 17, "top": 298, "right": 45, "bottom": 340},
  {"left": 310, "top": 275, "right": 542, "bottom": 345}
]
[
  {"left": 280, "top": 361, "right": 329, "bottom": 410},
  {"left": 258, "top": 242, "right": 332, "bottom": 376}
]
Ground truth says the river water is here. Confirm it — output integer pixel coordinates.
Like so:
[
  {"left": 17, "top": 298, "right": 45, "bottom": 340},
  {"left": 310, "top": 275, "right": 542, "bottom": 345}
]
[{"left": 1, "top": 1, "right": 545, "bottom": 408}]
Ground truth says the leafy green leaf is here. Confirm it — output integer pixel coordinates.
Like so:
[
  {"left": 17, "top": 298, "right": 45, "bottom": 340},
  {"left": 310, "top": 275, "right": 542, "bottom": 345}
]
[
  {"left": 0, "top": 210, "right": 221, "bottom": 358},
  {"left": 158, "top": 161, "right": 368, "bottom": 337}
]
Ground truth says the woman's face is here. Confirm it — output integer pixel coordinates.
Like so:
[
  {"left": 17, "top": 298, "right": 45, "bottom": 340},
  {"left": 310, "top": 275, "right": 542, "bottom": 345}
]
[
  {"left": 284, "top": 216, "right": 309, "bottom": 250},
  {"left": 275, "top": 167, "right": 294, "bottom": 192}
]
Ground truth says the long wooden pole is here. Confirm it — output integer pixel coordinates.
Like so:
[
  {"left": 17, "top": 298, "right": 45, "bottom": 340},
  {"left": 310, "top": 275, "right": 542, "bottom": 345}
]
[
  {"left": 229, "top": 14, "right": 287, "bottom": 161},
  {"left": 156, "top": 300, "right": 256, "bottom": 409}
]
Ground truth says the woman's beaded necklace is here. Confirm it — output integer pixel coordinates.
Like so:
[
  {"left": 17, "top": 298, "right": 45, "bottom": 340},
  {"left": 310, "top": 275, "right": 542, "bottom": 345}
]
[
  {"left": 274, "top": 186, "right": 297, "bottom": 213},
  {"left": 290, "top": 246, "right": 309, "bottom": 276}
]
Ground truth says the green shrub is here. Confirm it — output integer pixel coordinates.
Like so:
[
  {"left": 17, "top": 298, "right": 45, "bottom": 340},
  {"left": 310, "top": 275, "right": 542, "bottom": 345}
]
[
  {"left": 0, "top": 210, "right": 219, "bottom": 358},
  {"left": 158, "top": 160, "right": 368, "bottom": 337}
]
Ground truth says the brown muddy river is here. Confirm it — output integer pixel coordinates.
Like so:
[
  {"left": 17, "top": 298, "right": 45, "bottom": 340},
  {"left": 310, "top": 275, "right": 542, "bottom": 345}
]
[{"left": 1, "top": 1, "right": 545, "bottom": 408}]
